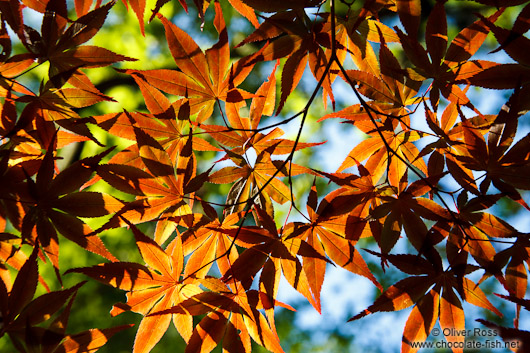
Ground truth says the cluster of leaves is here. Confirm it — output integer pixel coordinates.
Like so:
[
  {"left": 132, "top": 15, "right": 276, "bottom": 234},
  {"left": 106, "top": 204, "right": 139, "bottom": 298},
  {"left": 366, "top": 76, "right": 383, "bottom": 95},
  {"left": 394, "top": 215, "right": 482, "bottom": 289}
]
[{"left": 1, "top": 0, "right": 530, "bottom": 352}]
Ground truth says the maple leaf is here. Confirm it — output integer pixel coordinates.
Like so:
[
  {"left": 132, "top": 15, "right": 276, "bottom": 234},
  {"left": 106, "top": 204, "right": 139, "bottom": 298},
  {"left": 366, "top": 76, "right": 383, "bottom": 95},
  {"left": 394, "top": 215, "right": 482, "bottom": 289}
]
[
  {"left": 196, "top": 64, "right": 323, "bottom": 160},
  {"left": 227, "top": 0, "right": 260, "bottom": 27},
  {"left": 195, "top": 63, "right": 279, "bottom": 153},
  {"left": 477, "top": 4, "right": 530, "bottom": 68},
  {"left": 339, "top": 124, "right": 427, "bottom": 188},
  {"left": 16, "top": 83, "right": 114, "bottom": 148},
  {"left": 0, "top": 234, "right": 50, "bottom": 292},
  {"left": 420, "top": 101, "right": 497, "bottom": 195},
  {"left": 238, "top": 9, "right": 339, "bottom": 110},
  {"left": 0, "top": 54, "right": 35, "bottom": 96},
  {"left": 150, "top": 276, "right": 287, "bottom": 353},
  {"left": 449, "top": 89, "right": 530, "bottom": 208},
  {"left": 398, "top": 6, "right": 503, "bottom": 108},
  {"left": 338, "top": 29, "right": 422, "bottom": 127},
  {"left": 124, "top": 2, "right": 253, "bottom": 124},
  {"left": 12, "top": 0, "right": 134, "bottom": 91},
  {"left": 91, "top": 101, "right": 222, "bottom": 245},
  {"left": 209, "top": 144, "right": 313, "bottom": 218},
  {"left": 322, "top": 33, "right": 427, "bottom": 189},
  {"left": 113, "top": 123, "right": 197, "bottom": 244},
  {"left": 217, "top": 205, "right": 330, "bottom": 313},
  {"left": 428, "top": 193, "right": 520, "bottom": 288},
  {"left": 179, "top": 212, "right": 242, "bottom": 279},
  {"left": 0, "top": 142, "right": 42, "bottom": 232},
  {"left": 369, "top": 174, "right": 449, "bottom": 255},
  {"left": 68, "top": 223, "right": 202, "bottom": 353},
  {"left": 19, "top": 134, "right": 120, "bottom": 274},
  {"left": 287, "top": 183, "right": 383, "bottom": 311},
  {"left": 0, "top": 246, "right": 131, "bottom": 352},
  {"left": 494, "top": 236, "right": 530, "bottom": 325},
  {"left": 351, "top": 247, "right": 501, "bottom": 352},
  {"left": 93, "top": 98, "right": 219, "bottom": 168},
  {"left": 314, "top": 162, "right": 396, "bottom": 239},
  {"left": 201, "top": 65, "right": 320, "bottom": 216}
]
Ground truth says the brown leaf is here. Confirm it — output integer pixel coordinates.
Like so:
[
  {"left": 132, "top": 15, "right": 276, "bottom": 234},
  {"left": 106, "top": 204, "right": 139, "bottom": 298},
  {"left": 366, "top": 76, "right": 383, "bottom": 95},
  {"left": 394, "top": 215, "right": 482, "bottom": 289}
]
[
  {"left": 439, "top": 285, "right": 465, "bottom": 352},
  {"left": 239, "top": 0, "right": 322, "bottom": 13},
  {"left": 402, "top": 286, "right": 440, "bottom": 353},
  {"left": 6, "top": 246, "right": 38, "bottom": 323},
  {"left": 349, "top": 276, "right": 435, "bottom": 321},
  {"left": 57, "top": 325, "right": 134, "bottom": 353},
  {"left": 397, "top": 0, "right": 421, "bottom": 36}
]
